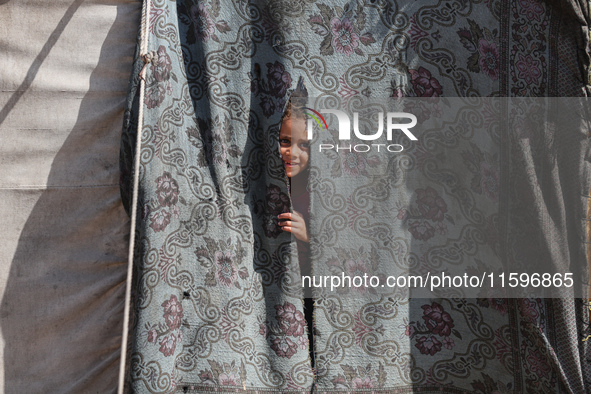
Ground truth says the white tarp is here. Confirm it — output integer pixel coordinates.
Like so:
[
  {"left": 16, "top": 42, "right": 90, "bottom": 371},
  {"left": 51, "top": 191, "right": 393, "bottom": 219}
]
[{"left": 0, "top": 0, "right": 139, "bottom": 391}]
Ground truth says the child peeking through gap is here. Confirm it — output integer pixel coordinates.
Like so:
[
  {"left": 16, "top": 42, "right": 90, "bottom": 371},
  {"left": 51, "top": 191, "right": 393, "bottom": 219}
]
[
  {"left": 277, "top": 103, "right": 310, "bottom": 243},
  {"left": 277, "top": 77, "right": 315, "bottom": 370}
]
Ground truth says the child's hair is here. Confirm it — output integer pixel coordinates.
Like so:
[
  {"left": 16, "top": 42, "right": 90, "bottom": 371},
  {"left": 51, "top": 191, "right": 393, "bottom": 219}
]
[
  {"left": 281, "top": 76, "right": 308, "bottom": 123},
  {"left": 282, "top": 100, "right": 306, "bottom": 122}
]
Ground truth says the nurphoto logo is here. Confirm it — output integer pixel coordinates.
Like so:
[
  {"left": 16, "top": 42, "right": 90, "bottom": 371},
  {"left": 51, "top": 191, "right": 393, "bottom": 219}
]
[{"left": 304, "top": 108, "right": 418, "bottom": 153}]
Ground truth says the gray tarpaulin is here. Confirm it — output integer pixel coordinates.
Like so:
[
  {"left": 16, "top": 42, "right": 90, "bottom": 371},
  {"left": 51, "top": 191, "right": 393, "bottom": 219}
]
[{"left": 0, "top": 0, "right": 139, "bottom": 392}]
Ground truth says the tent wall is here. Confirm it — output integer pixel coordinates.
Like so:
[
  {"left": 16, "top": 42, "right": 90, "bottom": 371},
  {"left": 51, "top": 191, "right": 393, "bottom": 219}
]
[{"left": 0, "top": 0, "right": 139, "bottom": 392}]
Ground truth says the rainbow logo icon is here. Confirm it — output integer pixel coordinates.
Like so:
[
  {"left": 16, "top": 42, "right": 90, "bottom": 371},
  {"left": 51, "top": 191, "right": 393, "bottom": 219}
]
[{"left": 303, "top": 107, "right": 328, "bottom": 131}]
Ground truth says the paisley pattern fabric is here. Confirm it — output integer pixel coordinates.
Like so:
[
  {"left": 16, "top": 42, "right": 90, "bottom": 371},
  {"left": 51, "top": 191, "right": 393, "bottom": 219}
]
[{"left": 121, "top": 0, "right": 591, "bottom": 392}]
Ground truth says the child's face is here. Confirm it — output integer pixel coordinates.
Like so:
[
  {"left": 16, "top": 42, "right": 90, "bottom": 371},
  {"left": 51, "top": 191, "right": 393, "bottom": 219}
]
[{"left": 279, "top": 117, "right": 309, "bottom": 178}]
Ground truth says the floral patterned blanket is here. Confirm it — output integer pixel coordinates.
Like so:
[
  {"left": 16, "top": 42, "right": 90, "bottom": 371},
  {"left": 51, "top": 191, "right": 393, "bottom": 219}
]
[{"left": 121, "top": 0, "right": 591, "bottom": 392}]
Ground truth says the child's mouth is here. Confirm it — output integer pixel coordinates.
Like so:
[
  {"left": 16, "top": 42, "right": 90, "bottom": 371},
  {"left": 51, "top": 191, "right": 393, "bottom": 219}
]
[{"left": 284, "top": 161, "right": 299, "bottom": 167}]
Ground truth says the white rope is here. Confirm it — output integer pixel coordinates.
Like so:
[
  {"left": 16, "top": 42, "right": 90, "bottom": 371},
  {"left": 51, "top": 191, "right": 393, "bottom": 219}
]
[{"left": 118, "top": 0, "right": 151, "bottom": 392}]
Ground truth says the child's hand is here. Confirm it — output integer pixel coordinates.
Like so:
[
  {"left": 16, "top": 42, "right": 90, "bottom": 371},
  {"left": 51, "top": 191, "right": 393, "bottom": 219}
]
[{"left": 278, "top": 212, "right": 309, "bottom": 243}]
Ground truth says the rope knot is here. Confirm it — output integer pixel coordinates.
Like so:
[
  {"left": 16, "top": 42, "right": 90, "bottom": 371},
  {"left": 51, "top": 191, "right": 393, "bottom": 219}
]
[
  {"left": 141, "top": 50, "right": 159, "bottom": 65},
  {"left": 139, "top": 50, "right": 159, "bottom": 81}
]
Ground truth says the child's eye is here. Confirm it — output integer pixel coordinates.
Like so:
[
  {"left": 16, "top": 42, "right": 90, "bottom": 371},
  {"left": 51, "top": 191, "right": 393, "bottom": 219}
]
[
  {"left": 279, "top": 138, "right": 290, "bottom": 145},
  {"left": 300, "top": 142, "right": 310, "bottom": 150}
]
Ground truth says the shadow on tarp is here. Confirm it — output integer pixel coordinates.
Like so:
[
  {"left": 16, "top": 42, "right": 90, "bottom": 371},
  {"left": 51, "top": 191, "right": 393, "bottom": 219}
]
[{"left": 0, "top": 2, "right": 138, "bottom": 392}]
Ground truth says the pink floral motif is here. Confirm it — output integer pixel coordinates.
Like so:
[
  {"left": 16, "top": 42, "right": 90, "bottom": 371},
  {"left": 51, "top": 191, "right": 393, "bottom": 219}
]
[
  {"left": 171, "top": 204, "right": 180, "bottom": 218},
  {"left": 422, "top": 302, "right": 455, "bottom": 336},
  {"left": 271, "top": 336, "right": 298, "bottom": 358},
  {"left": 345, "top": 260, "right": 369, "bottom": 293},
  {"left": 408, "top": 220, "right": 435, "bottom": 241},
  {"left": 434, "top": 221, "right": 447, "bottom": 235},
  {"left": 518, "top": 0, "right": 544, "bottom": 22},
  {"left": 415, "top": 335, "right": 442, "bottom": 356},
  {"left": 250, "top": 62, "right": 292, "bottom": 117},
  {"left": 330, "top": 363, "right": 387, "bottom": 390},
  {"left": 151, "top": 45, "right": 172, "bottom": 82},
  {"left": 526, "top": 349, "right": 551, "bottom": 379},
  {"left": 409, "top": 15, "right": 428, "bottom": 50},
  {"left": 259, "top": 322, "right": 268, "bottom": 337},
  {"left": 308, "top": 7, "right": 374, "bottom": 57},
  {"left": 266, "top": 61, "right": 292, "bottom": 98},
  {"left": 330, "top": 17, "right": 360, "bottom": 56},
  {"left": 409, "top": 67, "right": 443, "bottom": 97},
  {"left": 275, "top": 302, "right": 306, "bottom": 337},
  {"left": 489, "top": 298, "right": 508, "bottom": 315},
  {"left": 478, "top": 39, "right": 499, "bottom": 80},
  {"left": 345, "top": 259, "right": 367, "bottom": 276},
  {"left": 162, "top": 295, "right": 184, "bottom": 329},
  {"left": 155, "top": 172, "right": 179, "bottom": 207},
  {"left": 199, "top": 371, "right": 215, "bottom": 385},
  {"left": 219, "top": 372, "right": 240, "bottom": 386},
  {"left": 298, "top": 335, "right": 308, "bottom": 350},
  {"left": 416, "top": 187, "right": 448, "bottom": 221},
  {"left": 341, "top": 150, "right": 367, "bottom": 176},
  {"left": 149, "top": 210, "right": 171, "bottom": 232},
  {"left": 147, "top": 329, "right": 157, "bottom": 343},
  {"left": 145, "top": 84, "right": 166, "bottom": 109},
  {"left": 159, "top": 335, "right": 175, "bottom": 356},
  {"left": 337, "top": 149, "right": 381, "bottom": 178},
  {"left": 169, "top": 370, "right": 178, "bottom": 393},
  {"left": 190, "top": 3, "right": 215, "bottom": 41},
  {"left": 442, "top": 336, "right": 455, "bottom": 350},
  {"left": 339, "top": 75, "right": 360, "bottom": 105},
  {"left": 390, "top": 86, "right": 406, "bottom": 98},
  {"left": 197, "top": 360, "right": 245, "bottom": 387},
  {"left": 397, "top": 208, "right": 409, "bottom": 221},
  {"left": 215, "top": 251, "right": 237, "bottom": 287},
  {"left": 159, "top": 332, "right": 181, "bottom": 357},
  {"left": 518, "top": 298, "right": 539, "bottom": 323},
  {"left": 456, "top": 21, "right": 500, "bottom": 83},
  {"left": 405, "top": 325, "right": 415, "bottom": 337},
  {"left": 352, "top": 377, "right": 374, "bottom": 389},
  {"left": 516, "top": 54, "right": 542, "bottom": 85}
]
